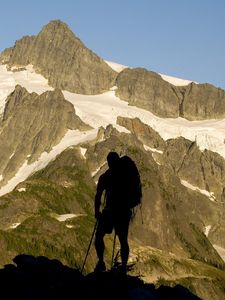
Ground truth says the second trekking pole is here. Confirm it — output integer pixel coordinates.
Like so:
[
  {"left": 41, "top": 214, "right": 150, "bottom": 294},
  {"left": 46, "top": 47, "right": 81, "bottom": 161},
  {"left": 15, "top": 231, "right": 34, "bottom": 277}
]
[
  {"left": 81, "top": 220, "right": 98, "bottom": 274},
  {"left": 111, "top": 230, "right": 116, "bottom": 268}
]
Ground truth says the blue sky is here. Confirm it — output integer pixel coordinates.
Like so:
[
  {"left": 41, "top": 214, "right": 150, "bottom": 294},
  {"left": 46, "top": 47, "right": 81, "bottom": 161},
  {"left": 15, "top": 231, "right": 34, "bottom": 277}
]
[{"left": 1, "top": 0, "right": 225, "bottom": 89}]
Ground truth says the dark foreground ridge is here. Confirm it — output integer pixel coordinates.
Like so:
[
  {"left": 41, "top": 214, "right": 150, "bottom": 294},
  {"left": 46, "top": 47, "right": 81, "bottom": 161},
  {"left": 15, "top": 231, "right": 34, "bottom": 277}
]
[{"left": 0, "top": 254, "right": 201, "bottom": 300}]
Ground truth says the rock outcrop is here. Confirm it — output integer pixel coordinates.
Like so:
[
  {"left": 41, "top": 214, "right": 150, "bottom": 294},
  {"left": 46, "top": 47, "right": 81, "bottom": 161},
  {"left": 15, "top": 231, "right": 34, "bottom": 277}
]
[
  {"left": 84, "top": 126, "right": 224, "bottom": 268},
  {"left": 180, "top": 83, "right": 225, "bottom": 120},
  {"left": 0, "top": 85, "right": 91, "bottom": 187},
  {"left": 95, "top": 119, "right": 225, "bottom": 253},
  {"left": 115, "top": 68, "right": 225, "bottom": 120},
  {"left": 163, "top": 136, "right": 225, "bottom": 202},
  {"left": 0, "top": 124, "right": 224, "bottom": 300},
  {"left": 115, "top": 68, "right": 180, "bottom": 118},
  {"left": 117, "top": 116, "right": 165, "bottom": 150},
  {"left": 0, "top": 20, "right": 117, "bottom": 94}
]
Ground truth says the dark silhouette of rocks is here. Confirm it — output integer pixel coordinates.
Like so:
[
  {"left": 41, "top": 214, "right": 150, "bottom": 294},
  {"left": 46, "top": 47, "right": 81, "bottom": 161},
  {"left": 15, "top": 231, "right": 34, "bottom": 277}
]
[{"left": 0, "top": 254, "right": 201, "bottom": 300}]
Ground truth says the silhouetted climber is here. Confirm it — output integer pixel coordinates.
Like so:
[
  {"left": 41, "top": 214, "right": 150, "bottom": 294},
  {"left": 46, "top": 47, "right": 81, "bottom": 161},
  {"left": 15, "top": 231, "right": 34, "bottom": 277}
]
[{"left": 94, "top": 151, "right": 142, "bottom": 273}]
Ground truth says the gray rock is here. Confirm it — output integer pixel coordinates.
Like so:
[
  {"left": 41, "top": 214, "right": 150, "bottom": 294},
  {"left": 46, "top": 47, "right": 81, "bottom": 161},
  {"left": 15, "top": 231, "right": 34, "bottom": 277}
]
[
  {"left": 116, "top": 68, "right": 180, "bottom": 118},
  {"left": 163, "top": 136, "right": 225, "bottom": 201},
  {"left": 180, "top": 83, "right": 225, "bottom": 120},
  {"left": 1, "top": 20, "right": 117, "bottom": 95},
  {"left": 0, "top": 85, "right": 91, "bottom": 186},
  {"left": 117, "top": 116, "right": 165, "bottom": 150},
  {"left": 115, "top": 68, "right": 225, "bottom": 120}
]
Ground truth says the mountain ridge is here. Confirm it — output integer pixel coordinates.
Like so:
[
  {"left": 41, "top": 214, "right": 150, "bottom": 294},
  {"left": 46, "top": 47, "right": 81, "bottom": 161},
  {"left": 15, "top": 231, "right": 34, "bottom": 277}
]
[
  {"left": 1, "top": 19, "right": 225, "bottom": 121},
  {"left": 0, "top": 19, "right": 225, "bottom": 299}
]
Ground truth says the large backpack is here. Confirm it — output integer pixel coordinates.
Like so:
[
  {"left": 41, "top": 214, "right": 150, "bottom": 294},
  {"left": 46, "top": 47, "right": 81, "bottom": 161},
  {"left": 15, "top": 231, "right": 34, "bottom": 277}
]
[{"left": 118, "top": 155, "right": 142, "bottom": 209}]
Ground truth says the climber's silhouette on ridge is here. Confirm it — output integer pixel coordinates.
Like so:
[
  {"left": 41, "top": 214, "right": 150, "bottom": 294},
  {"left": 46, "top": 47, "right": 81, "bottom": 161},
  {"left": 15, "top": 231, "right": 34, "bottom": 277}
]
[{"left": 94, "top": 151, "right": 142, "bottom": 273}]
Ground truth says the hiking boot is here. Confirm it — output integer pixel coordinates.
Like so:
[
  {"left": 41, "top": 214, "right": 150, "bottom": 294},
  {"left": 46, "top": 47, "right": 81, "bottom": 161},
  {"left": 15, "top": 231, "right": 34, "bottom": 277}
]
[
  {"left": 94, "top": 260, "right": 106, "bottom": 272},
  {"left": 118, "top": 264, "right": 127, "bottom": 276}
]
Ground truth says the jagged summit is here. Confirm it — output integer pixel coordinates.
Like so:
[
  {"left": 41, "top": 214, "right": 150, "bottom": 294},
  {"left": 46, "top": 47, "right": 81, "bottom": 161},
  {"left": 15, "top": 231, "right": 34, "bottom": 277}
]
[
  {"left": 0, "top": 19, "right": 225, "bottom": 300},
  {"left": 1, "top": 19, "right": 225, "bottom": 120},
  {"left": 38, "top": 19, "right": 83, "bottom": 46},
  {"left": 0, "top": 20, "right": 117, "bottom": 95}
]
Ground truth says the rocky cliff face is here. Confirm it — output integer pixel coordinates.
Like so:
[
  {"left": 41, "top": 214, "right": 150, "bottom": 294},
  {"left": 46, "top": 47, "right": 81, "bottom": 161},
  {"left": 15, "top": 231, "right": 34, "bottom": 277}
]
[
  {"left": 180, "top": 83, "right": 225, "bottom": 120},
  {"left": 0, "top": 121, "right": 224, "bottom": 300},
  {"left": 117, "top": 116, "right": 165, "bottom": 151},
  {"left": 0, "top": 20, "right": 117, "bottom": 94},
  {"left": 115, "top": 118, "right": 225, "bottom": 250},
  {"left": 116, "top": 68, "right": 180, "bottom": 118},
  {"left": 163, "top": 137, "right": 225, "bottom": 202},
  {"left": 0, "top": 124, "right": 224, "bottom": 269},
  {"left": 83, "top": 126, "right": 224, "bottom": 267},
  {"left": 116, "top": 68, "right": 225, "bottom": 120},
  {"left": 0, "top": 85, "right": 91, "bottom": 187}
]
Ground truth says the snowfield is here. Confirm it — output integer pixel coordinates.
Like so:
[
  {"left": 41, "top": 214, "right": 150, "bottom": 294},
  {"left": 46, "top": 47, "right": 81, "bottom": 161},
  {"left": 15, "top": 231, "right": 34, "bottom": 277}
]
[
  {"left": 0, "top": 129, "right": 98, "bottom": 196},
  {"left": 0, "top": 64, "right": 53, "bottom": 115},
  {"left": 0, "top": 62, "right": 225, "bottom": 197}
]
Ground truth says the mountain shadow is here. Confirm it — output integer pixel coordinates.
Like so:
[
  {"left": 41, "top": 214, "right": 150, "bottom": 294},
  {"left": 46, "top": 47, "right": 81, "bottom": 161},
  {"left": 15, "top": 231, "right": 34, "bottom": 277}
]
[{"left": 0, "top": 254, "right": 202, "bottom": 300}]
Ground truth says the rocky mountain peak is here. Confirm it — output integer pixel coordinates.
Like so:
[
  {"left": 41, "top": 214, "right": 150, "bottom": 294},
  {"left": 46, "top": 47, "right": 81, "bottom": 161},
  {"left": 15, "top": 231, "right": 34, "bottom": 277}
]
[
  {"left": 42, "top": 19, "right": 72, "bottom": 31},
  {"left": 37, "top": 19, "right": 83, "bottom": 47},
  {"left": 0, "top": 20, "right": 117, "bottom": 95}
]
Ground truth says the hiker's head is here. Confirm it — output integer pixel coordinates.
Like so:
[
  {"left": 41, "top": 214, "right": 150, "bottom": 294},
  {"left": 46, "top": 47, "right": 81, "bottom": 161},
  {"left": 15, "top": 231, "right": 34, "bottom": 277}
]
[{"left": 107, "top": 151, "right": 120, "bottom": 170}]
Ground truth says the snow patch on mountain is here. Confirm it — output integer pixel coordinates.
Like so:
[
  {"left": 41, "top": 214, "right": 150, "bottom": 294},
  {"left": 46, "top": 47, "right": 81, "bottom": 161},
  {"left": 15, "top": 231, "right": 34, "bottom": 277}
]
[
  {"left": 180, "top": 179, "right": 216, "bottom": 201},
  {"left": 53, "top": 213, "right": 86, "bottom": 222},
  {"left": 91, "top": 163, "right": 106, "bottom": 177},
  {"left": 213, "top": 244, "right": 225, "bottom": 262},
  {"left": 66, "top": 224, "right": 74, "bottom": 229},
  {"left": 0, "top": 129, "right": 98, "bottom": 196},
  {"left": 204, "top": 225, "right": 212, "bottom": 237},
  {"left": 159, "top": 73, "right": 196, "bottom": 86},
  {"left": 143, "top": 145, "right": 163, "bottom": 154},
  {"left": 54, "top": 214, "right": 77, "bottom": 222},
  {"left": 104, "top": 60, "right": 127, "bottom": 72},
  {"left": 0, "top": 65, "right": 16, "bottom": 114},
  {"left": 9, "top": 223, "right": 21, "bottom": 229},
  {"left": 0, "top": 64, "right": 52, "bottom": 114},
  {"left": 80, "top": 147, "right": 87, "bottom": 158}
]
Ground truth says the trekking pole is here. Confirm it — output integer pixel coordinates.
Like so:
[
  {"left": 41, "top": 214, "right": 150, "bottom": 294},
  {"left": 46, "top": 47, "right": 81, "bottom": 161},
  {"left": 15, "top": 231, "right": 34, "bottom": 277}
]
[
  {"left": 111, "top": 230, "right": 117, "bottom": 268},
  {"left": 81, "top": 220, "right": 98, "bottom": 274},
  {"left": 139, "top": 204, "right": 144, "bottom": 224}
]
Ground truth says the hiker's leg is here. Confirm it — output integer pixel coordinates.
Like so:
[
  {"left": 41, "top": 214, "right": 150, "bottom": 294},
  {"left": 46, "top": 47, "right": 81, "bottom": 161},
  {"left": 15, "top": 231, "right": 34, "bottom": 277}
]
[
  {"left": 116, "top": 210, "right": 132, "bottom": 268},
  {"left": 94, "top": 221, "right": 107, "bottom": 272},
  {"left": 95, "top": 224, "right": 105, "bottom": 263},
  {"left": 117, "top": 231, "right": 129, "bottom": 267}
]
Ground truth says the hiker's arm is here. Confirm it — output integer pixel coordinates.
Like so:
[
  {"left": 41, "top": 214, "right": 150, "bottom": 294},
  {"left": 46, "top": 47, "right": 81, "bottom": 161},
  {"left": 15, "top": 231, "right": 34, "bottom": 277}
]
[{"left": 94, "top": 175, "right": 105, "bottom": 219}]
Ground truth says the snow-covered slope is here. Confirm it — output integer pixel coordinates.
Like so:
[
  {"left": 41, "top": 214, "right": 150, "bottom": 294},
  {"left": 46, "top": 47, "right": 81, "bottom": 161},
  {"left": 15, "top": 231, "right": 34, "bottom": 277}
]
[
  {"left": 0, "top": 129, "right": 97, "bottom": 196},
  {"left": 63, "top": 89, "right": 225, "bottom": 158},
  {"left": 0, "top": 62, "right": 225, "bottom": 196},
  {"left": 0, "top": 64, "right": 53, "bottom": 114}
]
